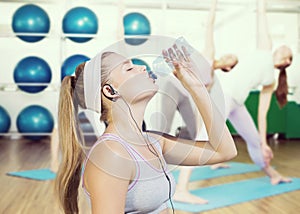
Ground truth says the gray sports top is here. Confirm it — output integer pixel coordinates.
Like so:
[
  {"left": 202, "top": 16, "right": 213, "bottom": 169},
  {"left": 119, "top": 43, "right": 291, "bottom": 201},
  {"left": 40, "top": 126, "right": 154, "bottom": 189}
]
[{"left": 83, "top": 133, "right": 175, "bottom": 214}]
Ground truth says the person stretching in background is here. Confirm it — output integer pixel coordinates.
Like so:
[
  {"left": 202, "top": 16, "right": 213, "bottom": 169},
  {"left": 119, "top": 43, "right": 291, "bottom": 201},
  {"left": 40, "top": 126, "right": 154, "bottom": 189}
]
[{"left": 210, "top": 0, "right": 292, "bottom": 185}]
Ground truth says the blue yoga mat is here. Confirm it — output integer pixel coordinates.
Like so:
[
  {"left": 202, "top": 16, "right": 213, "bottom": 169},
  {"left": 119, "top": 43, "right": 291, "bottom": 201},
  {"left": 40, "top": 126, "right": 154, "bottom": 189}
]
[
  {"left": 172, "top": 177, "right": 300, "bottom": 212},
  {"left": 7, "top": 162, "right": 258, "bottom": 181},
  {"left": 7, "top": 168, "right": 56, "bottom": 181},
  {"left": 172, "top": 162, "right": 261, "bottom": 182}
]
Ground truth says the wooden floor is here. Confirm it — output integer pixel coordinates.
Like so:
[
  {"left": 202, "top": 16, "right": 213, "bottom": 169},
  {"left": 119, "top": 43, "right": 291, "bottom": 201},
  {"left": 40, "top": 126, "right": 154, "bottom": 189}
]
[{"left": 0, "top": 135, "right": 300, "bottom": 214}]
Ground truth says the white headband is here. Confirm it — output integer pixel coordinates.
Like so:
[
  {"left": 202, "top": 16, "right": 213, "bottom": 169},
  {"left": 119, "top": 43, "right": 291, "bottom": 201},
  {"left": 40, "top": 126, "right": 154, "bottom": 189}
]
[
  {"left": 82, "top": 52, "right": 105, "bottom": 137},
  {"left": 83, "top": 52, "right": 102, "bottom": 113}
]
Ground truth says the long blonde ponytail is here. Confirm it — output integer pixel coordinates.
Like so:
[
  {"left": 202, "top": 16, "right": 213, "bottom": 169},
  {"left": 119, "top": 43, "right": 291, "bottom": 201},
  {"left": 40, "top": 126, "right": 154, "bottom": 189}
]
[
  {"left": 55, "top": 74, "right": 85, "bottom": 214},
  {"left": 55, "top": 52, "right": 116, "bottom": 213}
]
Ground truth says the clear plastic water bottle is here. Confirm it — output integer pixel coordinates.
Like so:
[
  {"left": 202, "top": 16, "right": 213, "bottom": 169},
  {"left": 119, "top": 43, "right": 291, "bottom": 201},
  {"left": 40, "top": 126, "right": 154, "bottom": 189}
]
[
  {"left": 152, "top": 36, "right": 211, "bottom": 85},
  {"left": 152, "top": 55, "right": 173, "bottom": 77},
  {"left": 152, "top": 36, "right": 194, "bottom": 77},
  {"left": 174, "top": 36, "right": 195, "bottom": 56}
]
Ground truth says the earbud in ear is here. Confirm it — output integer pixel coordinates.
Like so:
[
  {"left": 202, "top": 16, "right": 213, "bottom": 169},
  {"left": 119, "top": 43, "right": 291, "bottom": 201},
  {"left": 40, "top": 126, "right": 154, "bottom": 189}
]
[
  {"left": 102, "top": 84, "right": 119, "bottom": 101},
  {"left": 103, "top": 84, "right": 116, "bottom": 94},
  {"left": 109, "top": 86, "right": 116, "bottom": 95}
]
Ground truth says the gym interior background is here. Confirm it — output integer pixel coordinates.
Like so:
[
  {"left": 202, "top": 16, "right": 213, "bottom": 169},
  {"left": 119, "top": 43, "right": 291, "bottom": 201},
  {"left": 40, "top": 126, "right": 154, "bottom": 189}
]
[{"left": 0, "top": 0, "right": 299, "bottom": 213}]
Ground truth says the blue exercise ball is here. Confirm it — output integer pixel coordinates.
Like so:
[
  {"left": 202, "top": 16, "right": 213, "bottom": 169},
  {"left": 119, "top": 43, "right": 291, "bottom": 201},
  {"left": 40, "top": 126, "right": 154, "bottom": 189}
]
[
  {"left": 16, "top": 105, "right": 54, "bottom": 140},
  {"left": 62, "top": 7, "right": 98, "bottom": 43},
  {"left": 123, "top": 12, "right": 151, "bottom": 46},
  {"left": 13, "top": 56, "right": 52, "bottom": 93},
  {"left": 132, "top": 58, "right": 151, "bottom": 72},
  {"left": 12, "top": 4, "right": 50, "bottom": 43},
  {"left": 0, "top": 106, "right": 11, "bottom": 133},
  {"left": 61, "top": 54, "right": 90, "bottom": 81}
]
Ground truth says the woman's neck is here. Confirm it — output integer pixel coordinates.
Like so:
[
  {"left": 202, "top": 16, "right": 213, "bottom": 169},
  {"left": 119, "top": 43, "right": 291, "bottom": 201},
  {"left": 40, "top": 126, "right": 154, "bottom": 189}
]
[{"left": 106, "top": 99, "right": 148, "bottom": 143}]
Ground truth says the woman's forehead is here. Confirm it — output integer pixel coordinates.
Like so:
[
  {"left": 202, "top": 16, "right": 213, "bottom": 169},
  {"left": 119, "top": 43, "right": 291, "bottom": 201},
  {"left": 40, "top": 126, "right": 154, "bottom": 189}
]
[
  {"left": 107, "top": 53, "right": 132, "bottom": 68},
  {"left": 102, "top": 52, "right": 129, "bottom": 71}
]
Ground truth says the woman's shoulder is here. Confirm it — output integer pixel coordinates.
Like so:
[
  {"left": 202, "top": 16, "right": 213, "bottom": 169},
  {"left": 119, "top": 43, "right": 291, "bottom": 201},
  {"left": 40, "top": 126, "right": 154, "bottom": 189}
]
[
  {"left": 90, "top": 134, "right": 134, "bottom": 159},
  {"left": 86, "top": 135, "right": 135, "bottom": 179}
]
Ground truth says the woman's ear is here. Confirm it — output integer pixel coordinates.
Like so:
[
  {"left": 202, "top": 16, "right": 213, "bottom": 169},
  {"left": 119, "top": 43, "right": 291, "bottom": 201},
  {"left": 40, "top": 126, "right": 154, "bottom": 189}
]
[{"left": 102, "top": 84, "right": 120, "bottom": 101}]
